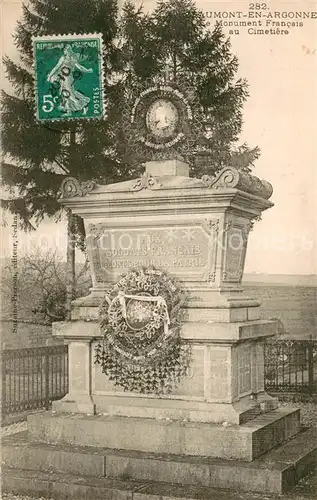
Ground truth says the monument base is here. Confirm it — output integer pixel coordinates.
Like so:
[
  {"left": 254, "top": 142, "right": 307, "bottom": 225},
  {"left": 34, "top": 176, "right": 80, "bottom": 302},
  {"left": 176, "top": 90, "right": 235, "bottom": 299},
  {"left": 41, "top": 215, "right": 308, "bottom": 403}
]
[
  {"left": 53, "top": 392, "right": 278, "bottom": 425},
  {"left": 52, "top": 313, "right": 279, "bottom": 425},
  {"left": 2, "top": 415, "right": 316, "bottom": 498},
  {"left": 27, "top": 408, "right": 301, "bottom": 461}
]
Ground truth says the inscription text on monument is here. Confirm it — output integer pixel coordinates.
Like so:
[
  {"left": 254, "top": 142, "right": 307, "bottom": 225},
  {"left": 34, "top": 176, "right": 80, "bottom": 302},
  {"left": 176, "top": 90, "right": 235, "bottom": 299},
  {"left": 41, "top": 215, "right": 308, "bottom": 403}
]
[{"left": 86, "top": 222, "right": 218, "bottom": 284}]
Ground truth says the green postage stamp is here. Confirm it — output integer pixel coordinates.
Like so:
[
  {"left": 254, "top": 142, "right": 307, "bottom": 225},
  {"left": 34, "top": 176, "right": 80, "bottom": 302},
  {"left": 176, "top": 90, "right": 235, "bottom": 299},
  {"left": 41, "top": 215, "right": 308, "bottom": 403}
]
[{"left": 33, "top": 33, "right": 104, "bottom": 121}]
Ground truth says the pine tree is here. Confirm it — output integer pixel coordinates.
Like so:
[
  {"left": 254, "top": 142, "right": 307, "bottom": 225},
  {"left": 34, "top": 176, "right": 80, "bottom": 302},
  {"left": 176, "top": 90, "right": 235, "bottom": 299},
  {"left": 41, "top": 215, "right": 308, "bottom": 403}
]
[{"left": 1, "top": 0, "right": 125, "bottom": 317}]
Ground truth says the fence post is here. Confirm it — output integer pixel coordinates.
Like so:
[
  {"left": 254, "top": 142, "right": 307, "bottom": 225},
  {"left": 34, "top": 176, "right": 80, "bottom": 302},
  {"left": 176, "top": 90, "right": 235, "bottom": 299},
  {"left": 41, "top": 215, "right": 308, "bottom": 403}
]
[
  {"left": 307, "top": 337, "right": 314, "bottom": 396},
  {"left": 44, "top": 350, "right": 50, "bottom": 410}
]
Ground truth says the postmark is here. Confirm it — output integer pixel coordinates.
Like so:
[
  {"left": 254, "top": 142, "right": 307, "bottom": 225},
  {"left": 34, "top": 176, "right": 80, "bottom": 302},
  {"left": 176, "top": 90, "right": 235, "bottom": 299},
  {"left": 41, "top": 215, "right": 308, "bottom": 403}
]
[{"left": 32, "top": 33, "right": 104, "bottom": 121}]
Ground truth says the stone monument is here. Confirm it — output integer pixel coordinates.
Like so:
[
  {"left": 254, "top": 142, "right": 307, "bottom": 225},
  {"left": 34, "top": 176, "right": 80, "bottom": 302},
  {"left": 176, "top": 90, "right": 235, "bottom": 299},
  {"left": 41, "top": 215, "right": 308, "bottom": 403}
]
[
  {"left": 52, "top": 160, "right": 280, "bottom": 434},
  {"left": 2, "top": 76, "right": 316, "bottom": 499}
]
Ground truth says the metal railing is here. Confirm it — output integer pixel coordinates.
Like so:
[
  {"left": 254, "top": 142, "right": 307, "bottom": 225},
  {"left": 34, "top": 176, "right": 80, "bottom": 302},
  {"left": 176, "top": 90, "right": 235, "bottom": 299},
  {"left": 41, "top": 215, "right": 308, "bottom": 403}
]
[
  {"left": 1, "top": 345, "right": 68, "bottom": 419},
  {"left": 264, "top": 339, "right": 317, "bottom": 395},
  {"left": 1, "top": 340, "right": 316, "bottom": 420}
]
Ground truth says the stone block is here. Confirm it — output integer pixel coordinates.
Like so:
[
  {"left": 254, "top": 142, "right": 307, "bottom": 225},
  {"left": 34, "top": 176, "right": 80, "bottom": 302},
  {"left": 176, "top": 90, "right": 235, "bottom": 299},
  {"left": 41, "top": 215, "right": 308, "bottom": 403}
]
[
  {"left": 52, "top": 395, "right": 96, "bottom": 414},
  {"left": 106, "top": 455, "right": 210, "bottom": 487},
  {"left": 180, "top": 320, "right": 277, "bottom": 341},
  {"left": 205, "top": 345, "right": 231, "bottom": 401},
  {"left": 247, "top": 307, "right": 261, "bottom": 321},
  {"left": 27, "top": 407, "right": 300, "bottom": 461},
  {"left": 2, "top": 428, "right": 316, "bottom": 495},
  {"left": 249, "top": 408, "right": 301, "bottom": 458},
  {"left": 92, "top": 336, "right": 274, "bottom": 411},
  {"left": 93, "top": 344, "right": 206, "bottom": 400},
  {"left": 51, "top": 315, "right": 277, "bottom": 420},
  {"left": 2, "top": 469, "right": 135, "bottom": 500},
  {"left": 52, "top": 321, "right": 99, "bottom": 339},
  {"left": 184, "top": 307, "right": 248, "bottom": 323},
  {"left": 53, "top": 318, "right": 277, "bottom": 343},
  {"left": 170, "top": 345, "right": 205, "bottom": 398},
  {"left": 145, "top": 159, "right": 189, "bottom": 177},
  {"left": 1, "top": 432, "right": 106, "bottom": 477},
  {"left": 91, "top": 393, "right": 269, "bottom": 425},
  {"left": 71, "top": 306, "right": 99, "bottom": 321}
]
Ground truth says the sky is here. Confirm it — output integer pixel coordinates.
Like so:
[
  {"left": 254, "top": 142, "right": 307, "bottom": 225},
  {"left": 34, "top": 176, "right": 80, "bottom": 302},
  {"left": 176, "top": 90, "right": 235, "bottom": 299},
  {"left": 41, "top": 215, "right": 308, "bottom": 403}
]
[{"left": 1, "top": 0, "right": 316, "bottom": 275}]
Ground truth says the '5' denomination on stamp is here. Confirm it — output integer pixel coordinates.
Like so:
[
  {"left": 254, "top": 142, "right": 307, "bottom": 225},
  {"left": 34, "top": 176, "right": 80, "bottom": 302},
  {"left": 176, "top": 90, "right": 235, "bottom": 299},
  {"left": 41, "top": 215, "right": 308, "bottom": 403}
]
[{"left": 33, "top": 33, "right": 104, "bottom": 122}]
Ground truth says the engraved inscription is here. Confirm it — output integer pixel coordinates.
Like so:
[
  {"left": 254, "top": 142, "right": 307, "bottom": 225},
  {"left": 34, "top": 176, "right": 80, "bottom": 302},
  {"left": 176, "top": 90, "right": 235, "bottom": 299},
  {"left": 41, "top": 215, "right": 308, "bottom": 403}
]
[{"left": 86, "top": 224, "right": 217, "bottom": 283}]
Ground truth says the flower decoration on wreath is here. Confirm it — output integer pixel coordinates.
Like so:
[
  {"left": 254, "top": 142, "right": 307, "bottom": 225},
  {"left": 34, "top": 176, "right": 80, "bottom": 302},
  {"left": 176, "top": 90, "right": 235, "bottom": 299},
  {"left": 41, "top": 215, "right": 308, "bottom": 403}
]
[{"left": 94, "top": 267, "right": 192, "bottom": 394}]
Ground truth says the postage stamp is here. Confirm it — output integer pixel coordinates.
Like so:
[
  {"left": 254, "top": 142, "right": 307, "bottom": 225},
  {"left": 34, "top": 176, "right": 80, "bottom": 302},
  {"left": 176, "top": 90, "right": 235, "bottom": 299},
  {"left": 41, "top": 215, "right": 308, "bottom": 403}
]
[{"left": 33, "top": 33, "right": 104, "bottom": 122}]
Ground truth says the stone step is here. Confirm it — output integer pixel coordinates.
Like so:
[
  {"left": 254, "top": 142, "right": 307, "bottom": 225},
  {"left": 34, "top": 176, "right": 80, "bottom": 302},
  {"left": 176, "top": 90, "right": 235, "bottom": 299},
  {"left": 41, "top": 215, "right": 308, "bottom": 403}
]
[
  {"left": 2, "top": 427, "right": 316, "bottom": 494},
  {"left": 2, "top": 461, "right": 317, "bottom": 500},
  {"left": 0, "top": 467, "right": 266, "bottom": 500},
  {"left": 27, "top": 407, "right": 301, "bottom": 461}
]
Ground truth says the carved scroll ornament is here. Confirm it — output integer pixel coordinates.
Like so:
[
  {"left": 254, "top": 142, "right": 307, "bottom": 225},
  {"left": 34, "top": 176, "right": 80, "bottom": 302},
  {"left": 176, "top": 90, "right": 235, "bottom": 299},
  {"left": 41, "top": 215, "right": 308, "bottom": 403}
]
[
  {"left": 202, "top": 167, "right": 273, "bottom": 200},
  {"left": 60, "top": 177, "right": 96, "bottom": 198}
]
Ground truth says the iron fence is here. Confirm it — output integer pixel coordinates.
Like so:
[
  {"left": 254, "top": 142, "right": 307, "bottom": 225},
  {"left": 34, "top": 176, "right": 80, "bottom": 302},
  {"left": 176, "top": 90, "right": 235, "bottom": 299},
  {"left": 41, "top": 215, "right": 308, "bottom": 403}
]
[
  {"left": 1, "top": 340, "right": 316, "bottom": 419},
  {"left": 1, "top": 345, "right": 68, "bottom": 418},
  {"left": 264, "top": 339, "right": 317, "bottom": 394}
]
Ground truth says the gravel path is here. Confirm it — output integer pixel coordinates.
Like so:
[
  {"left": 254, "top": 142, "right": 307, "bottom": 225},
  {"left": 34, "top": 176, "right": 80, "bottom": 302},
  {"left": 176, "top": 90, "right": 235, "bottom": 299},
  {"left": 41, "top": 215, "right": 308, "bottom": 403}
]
[
  {"left": 1, "top": 421, "right": 27, "bottom": 438},
  {"left": 279, "top": 401, "right": 317, "bottom": 428},
  {"left": 1, "top": 496, "right": 53, "bottom": 500}
]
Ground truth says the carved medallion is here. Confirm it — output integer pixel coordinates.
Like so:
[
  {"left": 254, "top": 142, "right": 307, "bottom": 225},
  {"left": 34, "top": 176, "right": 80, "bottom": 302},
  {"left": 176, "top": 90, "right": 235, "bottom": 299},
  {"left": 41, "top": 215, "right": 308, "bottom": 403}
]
[{"left": 123, "top": 76, "right": 205, "bottom": 162}]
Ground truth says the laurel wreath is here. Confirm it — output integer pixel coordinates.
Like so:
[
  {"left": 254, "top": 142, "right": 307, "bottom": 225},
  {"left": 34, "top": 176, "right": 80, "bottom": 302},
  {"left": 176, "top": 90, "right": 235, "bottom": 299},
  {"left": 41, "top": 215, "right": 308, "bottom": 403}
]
[{"left": 94, "top": 267, "right": 192, "bottom": 394}]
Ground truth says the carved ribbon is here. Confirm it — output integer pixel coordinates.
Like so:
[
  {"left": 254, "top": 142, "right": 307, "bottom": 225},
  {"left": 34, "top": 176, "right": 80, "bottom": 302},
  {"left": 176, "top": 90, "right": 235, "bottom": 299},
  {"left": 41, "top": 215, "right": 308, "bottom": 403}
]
[{"left": 106, "top": 291, "right": 170, "bottom": 335}]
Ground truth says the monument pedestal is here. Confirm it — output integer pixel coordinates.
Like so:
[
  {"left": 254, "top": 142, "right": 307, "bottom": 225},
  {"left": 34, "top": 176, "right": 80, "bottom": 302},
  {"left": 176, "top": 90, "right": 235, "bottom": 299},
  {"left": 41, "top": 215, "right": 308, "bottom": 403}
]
[
  {"left": 2, "top": 410, "right": 316, "bottom": 497},
  {"left": 2, "top": 163, "right": 316, "bottom": 498},
  {"left": 51, "top": 312, "right": 279, "bottom": 429},
  {"left": 27, "top": 406, "right": 301, "bottom": 461}
]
